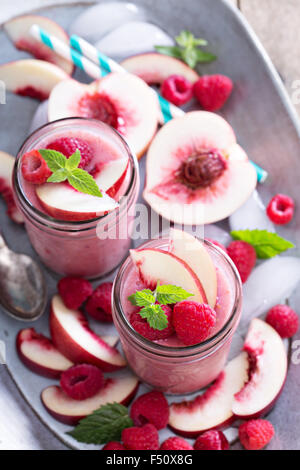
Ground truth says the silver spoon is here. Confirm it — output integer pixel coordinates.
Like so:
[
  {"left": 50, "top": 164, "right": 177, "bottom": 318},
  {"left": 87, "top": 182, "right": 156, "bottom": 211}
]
[{"left": 0, "top": 233, "right": 47, "bottom": 321}]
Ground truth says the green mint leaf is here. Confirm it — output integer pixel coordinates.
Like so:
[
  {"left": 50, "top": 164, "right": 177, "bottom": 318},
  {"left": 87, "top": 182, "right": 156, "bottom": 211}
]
[
  {"left": 39, "top": 149, "right": 66, "bottom": 172},
  {"left": 181, "top": 48, "right": 199, "bottom": 68},
  {"left": 195, "top": 49, "right": 217, "bottom": 63},
  {"left": 128, "top": 289, "right": 156, "bottom": 307},
  {"left": 67, "top": 168, "right": 102, "bottom": 198},
  {"left": 65, "top": 149, "right": 81, "bottom": 171},
  {"left": 139, "top": 304, "right": 168, "bottom": 330},
  {"left": 156, "top": 284, "right": 193, "bottom": 304},
  {"left": 175, "top": 30, "right": 195, "bottom": 47},
  {"left": 154, "top": 45, "right": 183, "bottom": 60},
  {"left": 67, "top": 403, "right": 132, "bottom": 444},
  {"left": 230, "top": 229, "right": 294, "bottom": 259},
  {"left": 47, "top": 168, "right": 68, "bottom": 183}
]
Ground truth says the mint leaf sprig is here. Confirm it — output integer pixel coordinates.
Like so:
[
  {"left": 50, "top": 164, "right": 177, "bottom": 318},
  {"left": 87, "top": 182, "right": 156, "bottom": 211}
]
[
  {"left": 231, "top": 229, "right": 294, "bottom": 259},
  {"left": 67, "top": 403, "right": 132, "bottom": 445},
  {"left": 39, "top": 148, "right": 102, "bottom": 198},
  {"left": 128, "top": 283, "right": 193, "bottom": 330},
  {"left": 155, "top": 30, "right": 216, "bottom": 69}
]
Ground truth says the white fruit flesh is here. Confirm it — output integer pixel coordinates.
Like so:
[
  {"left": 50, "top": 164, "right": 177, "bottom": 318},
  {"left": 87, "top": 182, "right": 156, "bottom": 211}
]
[
  {"left": 130, "top": 248, "right": 207, "bottom": 303},
  {"left": 4, "top": 15, "right": 73, "bottom": 75},
  {"left": 169, "top": 352, "right": 249, "bottom": 435},
  {"left": 121, "top": 52, "right": 199, "bottom": 84},
  {"left": 0, "top": 150, "right": 23, "bottom": 223},
  {"left": 48, "top": 73, "right": 158, "bottom": 158},
  {"left": 232, "top": 318, "right": 287, "bottom": 418},
  {"left": 95, "top": 157, "right": 128, "bottom": 192},
  {"left": 144, "top": 111, "right": 257, "bottom": 225},
  {"left": 42, "top": 373, "right": 138, "bottom": 420},
  {"left": 169, "top": 228, "right": 217, "bottom": 307},
  {"left": 0, "top": 60, "right": 68, "bottom": 98}
]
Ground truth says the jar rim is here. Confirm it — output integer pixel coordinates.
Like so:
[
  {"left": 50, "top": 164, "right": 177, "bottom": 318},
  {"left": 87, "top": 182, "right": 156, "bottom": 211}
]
[
  {"left": 13, "top": 117, "right": 138, "bottom": 232},
  {"left": 112, "top": 238, "right": 243, "bottom": 358}
]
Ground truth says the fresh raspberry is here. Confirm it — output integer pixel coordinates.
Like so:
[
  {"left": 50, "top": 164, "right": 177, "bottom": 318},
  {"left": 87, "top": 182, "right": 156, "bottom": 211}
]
[
  {"left": 46, "top": 137, "right": 93, "bottom": 170},
  {"left": 130, "top": 391, "right": 169, "bottom": 430},
  {"left": 239, "top": 419, "right": 275, "bottom": 450},
  {"left": 160, "top": 437, "right": 193, "bottom": 450},
  {"left": 21, "top": 150, "right": 51, "bottom": 184},
  {"left": 102, "top": 442, "right": 126, "bottom": 450},
  {"left": 194, "top": 430, "right": 229, "bottom": 450},
  {"left": 58, "top": 277, "right": 93, "bottom": 310},
  {"left": 161, "top": 75, "right": 193, "bottom": 106},
  {"left": 85, "top": 282, "right": 113, "bottom": 322},
  {"left": 206, "top": 238, "right": 227, "bottom": 253},
  {"left": 266, "top": 304, "right": 299, "bottom": 338},
  {"left": 227, "top": 240, "right": 256, "bottom": 283},
  {"left": 172, "top": 301, "right": 216, "bottom": 346},
  {"left": 130, "top": 305, "right": 174, "bottom": 341},
  {"left": 122, "top": 423, "right": 159, "bottom": 450},
  {"left": 266, "top": 193, "right": 294, "bottom": 225},
  {"left": 60, "top": 364, "right": 104, "bottom": 400},
  {"left": 193, "top": 74, "right": 233, "bottom": 111}
]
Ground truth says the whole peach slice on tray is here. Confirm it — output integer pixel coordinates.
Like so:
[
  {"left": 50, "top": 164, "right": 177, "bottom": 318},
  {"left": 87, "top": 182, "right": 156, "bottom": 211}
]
[
  {"left": 48, "top": 73, "right": 159, "bottom": 158},
  {"left": 0, "top": 150, "right": 23, "bottom": 223},
  {"left": 121, "top": 52, "right": 199, "bottom": 85},
  {"left": 4, "top": 15, "right": 73, "bottom": 75},
  {"left": 0, "top": 59, "right": 68, "bottom": 100},
  {"left": 143, "top": 111, "right": 257, "bottom": 225}
]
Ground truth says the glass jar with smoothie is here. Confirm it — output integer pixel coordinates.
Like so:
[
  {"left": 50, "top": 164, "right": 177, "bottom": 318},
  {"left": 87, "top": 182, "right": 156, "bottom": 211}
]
[
  {"left": 112, "top": 229, "right": 242, "bottom": 395},
  {"left": 13, "top": 118, "right": 139, "bottom": 278}
]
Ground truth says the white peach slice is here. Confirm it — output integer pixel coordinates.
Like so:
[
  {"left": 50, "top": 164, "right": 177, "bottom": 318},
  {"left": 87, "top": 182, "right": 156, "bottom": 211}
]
[
  {"left": 130, "top": 248, "right": 207, "bottom": 303},
  {"left": 0, "top": 150, "right": 23, "bottom": 223},
  {"left": 95, "top": 157, "right": 129, "bottom": 199},
  {"left": 232, "top": 318, "right": 287, "bottom": 419},
  {"left": 16, "top": 328, "right": 73, "bottom": 379},
  {"left": 168, "top": 352, "right": 249, "bottom": 437},
  {"left": 36, "top": 182, "right": 119, "bottom": 222},
  {"left": 121, "top": 52, "right": 199, "bottom": 85},
  {"left": 41, "top": 372, "right": 139, "bottom": 425},
  {"left": 0, "top": 59, "right": 68, "bottom": 100},
  {"left": 50, "top": 295, "right": 126, "bottom": 372},
  {"left": 4, "top": 15, "right": 73, "bottom": 75},
  {"left": 169, "top": 228, "right": 217, "bottom": 308},
  {"left": 48, "top": 73, "right": 158, "bottom": 158},
  {"left": 143, "top": 111, "right": 257, "bottom": 225}
]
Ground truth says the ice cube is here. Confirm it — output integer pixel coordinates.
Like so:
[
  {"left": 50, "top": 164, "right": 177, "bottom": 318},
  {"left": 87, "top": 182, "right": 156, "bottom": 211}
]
[
  {"left": 28, "top": 100, "right": 48, "bottom": 134},
  {"left": 241, "top": 256, "right": 300, "bottom": 331},
  {"left": 229, "top": 190, "right": 275, "bottom": 233},
  {"left": 69, "top": 2, "right": 146, "bottom": 43},
  {"left": 95, "top": 22, "right": 174, "bottom": 61},
  {"left": 203, "top": 224, "right": 232, "bottom": 247}
]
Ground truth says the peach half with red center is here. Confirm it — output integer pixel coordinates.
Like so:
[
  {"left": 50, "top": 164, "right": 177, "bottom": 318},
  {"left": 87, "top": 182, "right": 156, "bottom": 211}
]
[{"left": 143, "top": 111, "right": 257, "bottom": 225}]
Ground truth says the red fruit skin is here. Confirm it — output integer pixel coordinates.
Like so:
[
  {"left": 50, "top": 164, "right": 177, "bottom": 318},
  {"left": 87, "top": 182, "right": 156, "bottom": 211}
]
[
  {"left": 160, "top": 437, "right": 193, "bottom": 450},
  {"left": 16, "top": 86, "right": 49, "bottom": 101},
  {"left": 0, "top": 178, "right": 23, "bottom": 224},
  {"left": 266, "top": 193, "right": 294, "bottom": 225},
  {"left": 16, "top": 328, "right": 67, "bottom": 379},
  {"left": 265, "top": 304, "right": 299, "bottom": 338},
  {"left": 102, "top": 442, "right": 126, "bottom": 450},
  {"left": 58, "top": 277, "right": 93, "bottom": 310},
  {"left": 21, "top": 149, "right": 52, "bottom": 184},
  {"left": 239, "top": 419, "right": 275, "bottom": 450},
  {"left": 227, "top": 240, "right": 256, "bottom": 283},
  {"left": 161, "top": 74, "right": 193, "bottom": 106},
  {"left": 41, "top": 378, "right": 139, "bottom": 426},
  {"left": 49, "top": 307, "right": 124, "bottom": 372},
  {"left": 60, "top": 364, "right": 104, "bottom": 400},
  {"left": 130, "top": 305, "right": 174, "bottom": 341},
  {"left": 122, "top": 423, "right": 159, "bottom": 450},
  {"left": 106, "top": 159, "right": 129, "bottom": 199},
  {"left": 173, "top": 301, "right": 217, "bottom": 346},
  {"left": 46, "top": 137, "right": 93, "bottom": 170},
  {"left": 193, "top": 74, "right": 233, "bottom": 111},
  {"left": 85, "top": 282, "right": 113, "bottom": 322},
  {"left": 130, "top": 390, "right": 169, "bottom": 430},
  {"left": 194, "top": 430, "right": 229, "bottom": 450}
]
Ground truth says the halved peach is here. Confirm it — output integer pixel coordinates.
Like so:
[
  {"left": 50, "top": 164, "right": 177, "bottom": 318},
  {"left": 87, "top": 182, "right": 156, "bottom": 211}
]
[
  {"left": 0, "top": 59, "right": 68, "bottom": 100},
  {"left": 48, "top": 73, "right": 159, "bottom": 158},
  {"left": 143, "top": 111, "right": 257, "bottom": 225},
  {"left": 4, "top": 15, "right": 73, "bottom": 75},
  {"left": 121, "top": 52, "right": 199, "bottom": 85}
]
